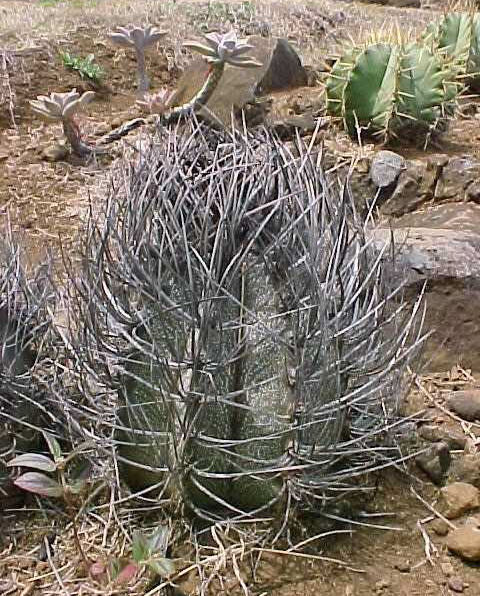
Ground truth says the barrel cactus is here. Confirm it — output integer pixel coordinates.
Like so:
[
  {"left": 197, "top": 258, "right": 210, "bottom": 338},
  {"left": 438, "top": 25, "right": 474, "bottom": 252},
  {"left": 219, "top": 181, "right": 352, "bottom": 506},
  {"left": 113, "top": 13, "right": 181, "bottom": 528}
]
[
  {"left": 0, "top": 237, "right": 60, "bottom": 507},
  {"left": 422, "top": 11, "right": 480, "bottom": 92},
  {"left": 326, "top": 40, "right": 459, "bottom": 144},
  {"left": 71, "top": 117, "right": 425, "bottom": 526}
]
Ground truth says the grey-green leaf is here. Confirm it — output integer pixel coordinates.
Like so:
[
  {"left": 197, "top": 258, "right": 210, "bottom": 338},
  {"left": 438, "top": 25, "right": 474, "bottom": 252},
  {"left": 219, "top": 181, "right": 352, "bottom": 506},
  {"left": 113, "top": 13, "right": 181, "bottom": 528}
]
[
  {"left": 14, "top": 472, "right": 64, "bottom": 498},
  {"left": 6, "top": 453, "right": 57, "bottom": 472}
]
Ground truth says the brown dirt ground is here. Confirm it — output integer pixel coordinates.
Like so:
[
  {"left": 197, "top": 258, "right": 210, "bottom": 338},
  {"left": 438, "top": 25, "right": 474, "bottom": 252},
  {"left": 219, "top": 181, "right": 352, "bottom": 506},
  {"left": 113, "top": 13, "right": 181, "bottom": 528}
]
[{"left": 1, "top": 1, "right": 480, "bottom": 595}]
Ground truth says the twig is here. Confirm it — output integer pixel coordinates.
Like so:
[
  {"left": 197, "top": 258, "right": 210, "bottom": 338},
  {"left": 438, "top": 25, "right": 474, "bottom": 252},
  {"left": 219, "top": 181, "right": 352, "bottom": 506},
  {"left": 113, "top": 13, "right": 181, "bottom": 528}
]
[
  {"left": 410, "top": 486, "right": 457, "bottom": 531},
  {"left": 416, "top": 519, "right": 438, "bottom": 566}
]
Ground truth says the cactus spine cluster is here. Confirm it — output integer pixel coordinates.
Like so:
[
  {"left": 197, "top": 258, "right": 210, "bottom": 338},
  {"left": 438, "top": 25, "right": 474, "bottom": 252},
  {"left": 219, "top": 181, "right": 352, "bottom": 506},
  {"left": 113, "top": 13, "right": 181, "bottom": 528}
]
[{"left": 326, "top": 40, "right": 458, "bottom": 141}]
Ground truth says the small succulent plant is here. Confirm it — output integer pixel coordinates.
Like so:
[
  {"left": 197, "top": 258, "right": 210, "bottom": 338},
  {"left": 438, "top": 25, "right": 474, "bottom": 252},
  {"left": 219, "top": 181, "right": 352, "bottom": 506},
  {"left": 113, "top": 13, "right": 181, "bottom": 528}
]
[
  {"left": 136, "top": 88, "right": 175, "bottom": 115},
  {"left": 108, "top": 26, "right": 166, "bottom": 96},
  {"left": 168, "top": 30, "right": 262, "bottom": 120},
  {"left": 30, "top": 89, "right": 101, "bottom": 157}
]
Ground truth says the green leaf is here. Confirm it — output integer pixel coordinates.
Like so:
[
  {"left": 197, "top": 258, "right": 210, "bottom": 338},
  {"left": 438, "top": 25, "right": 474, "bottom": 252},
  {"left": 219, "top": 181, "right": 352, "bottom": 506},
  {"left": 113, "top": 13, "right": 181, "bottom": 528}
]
[
  {"left": 43, "top": 431, "right": 62, "bottom": 463},
  {"left": 132, "top": 530, "right": 150, "bottom": 563},
  {"left": 14, "top": 472, "right": 63, "bottom": 498},
  {"left": 6, "top": 453, "right": 57, "bottom": 473}
]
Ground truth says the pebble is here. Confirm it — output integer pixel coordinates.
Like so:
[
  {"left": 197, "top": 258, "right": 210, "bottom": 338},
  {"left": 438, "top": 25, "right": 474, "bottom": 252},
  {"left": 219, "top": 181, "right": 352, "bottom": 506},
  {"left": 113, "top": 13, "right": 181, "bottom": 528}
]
[
  {"left": 431, "top": 518, "right": 450, "bottom": 536},
  {"left": 448, "top": 577, "right": 465, "bottom": 593},
  {"left": 441, "top": 482, "right": 479, "bottom": 519}
]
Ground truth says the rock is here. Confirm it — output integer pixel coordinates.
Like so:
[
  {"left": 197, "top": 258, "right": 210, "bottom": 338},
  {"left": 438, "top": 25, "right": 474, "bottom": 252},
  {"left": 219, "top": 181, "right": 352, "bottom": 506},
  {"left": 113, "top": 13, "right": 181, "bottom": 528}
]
[
  {"left": 415, "top": 442, "right": 451, "bottom": 485},
  {"left": 447, "top": 390, "right": 480, "bottom": 422},
  {"left": 41, "top": 143, "right": 69, "bottom": 162},
  {"left": 418, "top": 424, "right": 467, "bottom": 450},
  {"left": 431, "top": 518, "right": 450, "bottom": 536},
  {"left": 440, "top": 482, "right": 479, "bottom": 519},
  {"left": 435, "top": 156, "right": 480, "bottom": 203},
  {"left": 447, "top": 526, "right": 480, "bottom": 561},
  {"left": 256, "top": 38, "right": 308, "bottom": 93},
  {"left": 370, "top": 150, "right": 406, "bottom": 188},
  {"left": 451, "top": 455, "right": 480, "bottom": 489},
  {"left": 369, "top": 203, "right": 480, "bottom": 372},
  {"left": 448, "top": 577, "right": 465, "bottom": 593},
  {"left": 380, "top": 155, "right": 447, "bottom": 217}
]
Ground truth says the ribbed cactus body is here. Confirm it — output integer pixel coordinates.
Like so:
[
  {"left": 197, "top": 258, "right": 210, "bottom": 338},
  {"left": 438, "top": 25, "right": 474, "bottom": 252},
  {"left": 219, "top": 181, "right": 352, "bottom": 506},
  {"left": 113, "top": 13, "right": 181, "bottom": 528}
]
[
  {"left": 230, "top": 262, "right": 294, "bottom": 512},
  {"left": 116, "top": 293, "right": 187, "bottom": 494},
  {"left": 76, "top": 120, "right": 425, "bottom": 525},
  {"left": 423, "top": 12, "right": 480, "bottom": 91},
  {"left": 326, "top": 42, "right": 456, "bottom": 140}
]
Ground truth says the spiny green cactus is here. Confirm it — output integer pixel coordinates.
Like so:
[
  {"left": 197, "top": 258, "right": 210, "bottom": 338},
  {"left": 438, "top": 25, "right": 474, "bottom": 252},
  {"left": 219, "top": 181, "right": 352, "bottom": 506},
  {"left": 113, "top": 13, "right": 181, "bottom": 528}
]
[
  {"left": 326, "top": 41, "right": 459, "bottom": 143},
  {"left": 72, "top": 119, "right": 426, "bottom": 527},
  {"left": 423, "top": 11, "right": 480, "bottom": 91}
]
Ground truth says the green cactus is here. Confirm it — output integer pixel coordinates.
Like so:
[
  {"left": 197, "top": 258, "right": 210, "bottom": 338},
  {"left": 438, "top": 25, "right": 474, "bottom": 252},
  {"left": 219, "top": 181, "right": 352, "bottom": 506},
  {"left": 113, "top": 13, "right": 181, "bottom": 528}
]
[
  {"left": 326, "top": 41, "right": 458, "bottom": 142},
  {"left": 423, "top": 11, "right": 480, "bottom": 92}
]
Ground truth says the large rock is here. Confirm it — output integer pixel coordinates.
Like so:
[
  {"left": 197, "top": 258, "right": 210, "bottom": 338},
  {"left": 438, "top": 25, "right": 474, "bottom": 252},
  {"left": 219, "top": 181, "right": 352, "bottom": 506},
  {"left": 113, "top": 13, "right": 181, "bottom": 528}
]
[
  {"left": 256, "top": 38, "right": 308, "bottom": 93},
  {"left": 369, "top": 203, "right": 480, "bottom": 372},
  {"left": 435, "top": 156, "right": 480, "bottom": 203},
  {"left": 447, "top": 525, "right": 480, "bottom": 562},
  {"left": 379, "top": 155, "right": 447, "bottom": 217},
  {"left": 440, "top": 482, "right": 479, "bottom": 520},
  {"left": 170, "top": 36, "right": 307, "bottom": 126},
  {"left": 447, "top": 390, "right": 480, "bottom": 422}
]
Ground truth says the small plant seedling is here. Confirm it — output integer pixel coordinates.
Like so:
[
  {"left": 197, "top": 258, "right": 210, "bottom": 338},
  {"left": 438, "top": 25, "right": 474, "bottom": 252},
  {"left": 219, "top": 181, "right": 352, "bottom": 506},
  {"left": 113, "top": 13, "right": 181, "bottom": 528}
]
[
  {"left": 60, "top": 52, "right": 104, "bottom": 87},
  {"left": 91, "top": 526, "right": 175, "bottom": 588},
  {"left": 7, "top": 431, "right": 96, "bottom": 567}
]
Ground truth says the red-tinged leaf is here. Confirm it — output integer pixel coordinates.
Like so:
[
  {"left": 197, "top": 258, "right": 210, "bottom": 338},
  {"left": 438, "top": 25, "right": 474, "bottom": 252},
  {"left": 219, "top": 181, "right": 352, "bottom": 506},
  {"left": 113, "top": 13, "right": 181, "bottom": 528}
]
[
  {"left": 43, "top": 431, "right": 62, "bottom": 463},
  {"left": 115, "top": 562, "right": 139, "bottom": 585},
  {"left": 89, "top": 560, "right": 106, "bottom": 577},
  {"left": 14, "top": 472, "right": 63, "bottom": 498},
  {"left": 6, "top": 453, "right": 57, "bottom": 472}
]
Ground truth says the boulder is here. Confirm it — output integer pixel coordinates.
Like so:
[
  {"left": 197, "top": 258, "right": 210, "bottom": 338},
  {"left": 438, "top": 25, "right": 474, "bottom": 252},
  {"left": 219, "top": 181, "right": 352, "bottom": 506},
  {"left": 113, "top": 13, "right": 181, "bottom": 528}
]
[
  {"left": 369, "top": 203, "right": 480, "bottom": 372},
  {"left": 370, "top": 150, "right": 406, "bottom": 189}
]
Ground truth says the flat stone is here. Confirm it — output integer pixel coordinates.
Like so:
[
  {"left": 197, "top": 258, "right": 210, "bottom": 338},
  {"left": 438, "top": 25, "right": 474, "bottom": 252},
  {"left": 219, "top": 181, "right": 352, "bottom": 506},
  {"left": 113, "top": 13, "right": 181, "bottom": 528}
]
[
  {"left": 369, "top": 203, "right": 480, "bottom": 372},
  {"left": 447, "top": 526, "right": 480, "bottom": 561},
  {"left": 440, "top": 482, "right": 479, "bottom": 519},
  {"left": 447, "top": 390, "right": 480, "bottom": 422}
]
